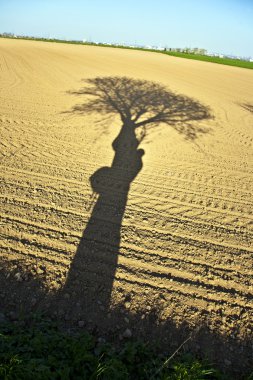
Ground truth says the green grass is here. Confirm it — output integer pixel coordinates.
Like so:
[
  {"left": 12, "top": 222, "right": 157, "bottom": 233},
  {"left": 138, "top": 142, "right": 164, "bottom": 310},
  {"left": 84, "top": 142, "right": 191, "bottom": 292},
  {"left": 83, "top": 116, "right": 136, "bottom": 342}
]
[
  {"left": 1, "top": 35, "right": 253, "bottom": 70},
  {"left": 0, "top": 318, "right": 222, "bottom": 380},
  {"left": 159, "top": 51, "right": 253, "bottom": 69}
]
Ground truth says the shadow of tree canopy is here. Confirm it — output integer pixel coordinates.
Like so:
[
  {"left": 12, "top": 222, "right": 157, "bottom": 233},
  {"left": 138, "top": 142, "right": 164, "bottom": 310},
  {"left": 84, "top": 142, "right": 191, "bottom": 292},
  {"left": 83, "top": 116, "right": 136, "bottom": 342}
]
[{"left": 69, "top": 76, "right": 212, "bottom": 141}]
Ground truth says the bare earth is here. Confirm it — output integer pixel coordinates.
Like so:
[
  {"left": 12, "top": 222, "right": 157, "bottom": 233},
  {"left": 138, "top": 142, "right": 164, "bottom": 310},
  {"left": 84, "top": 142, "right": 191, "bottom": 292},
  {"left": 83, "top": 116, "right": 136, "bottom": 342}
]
[{"left": 0, "top": 38, "right": 253, "bottom": 376}]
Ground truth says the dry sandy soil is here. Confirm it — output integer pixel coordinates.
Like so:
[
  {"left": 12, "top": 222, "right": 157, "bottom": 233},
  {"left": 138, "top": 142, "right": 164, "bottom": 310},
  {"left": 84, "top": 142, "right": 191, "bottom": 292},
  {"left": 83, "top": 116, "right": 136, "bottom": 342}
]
[{"left": 0, "top": 38, "right": 253, "bottom": 376}]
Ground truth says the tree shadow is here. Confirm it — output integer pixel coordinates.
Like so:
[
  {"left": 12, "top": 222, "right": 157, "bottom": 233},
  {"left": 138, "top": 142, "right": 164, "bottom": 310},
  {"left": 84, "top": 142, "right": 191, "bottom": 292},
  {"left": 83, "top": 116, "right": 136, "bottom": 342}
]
[{"left": 59, "top": 76, "right": 212, "bottom": 323}]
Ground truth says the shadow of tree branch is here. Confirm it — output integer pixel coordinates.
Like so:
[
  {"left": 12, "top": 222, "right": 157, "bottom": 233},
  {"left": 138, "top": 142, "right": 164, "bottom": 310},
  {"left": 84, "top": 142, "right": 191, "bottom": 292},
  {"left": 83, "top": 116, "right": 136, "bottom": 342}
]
[{"left": 240, "top": 103, "right": 253, "bottom": 114}]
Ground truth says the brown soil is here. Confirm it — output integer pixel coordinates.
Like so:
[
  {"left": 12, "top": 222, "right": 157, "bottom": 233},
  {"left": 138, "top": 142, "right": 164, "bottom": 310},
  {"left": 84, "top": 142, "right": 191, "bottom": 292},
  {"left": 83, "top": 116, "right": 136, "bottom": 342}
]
[{"left": 0, "top": 38, "right": 252, "bottom": 377}]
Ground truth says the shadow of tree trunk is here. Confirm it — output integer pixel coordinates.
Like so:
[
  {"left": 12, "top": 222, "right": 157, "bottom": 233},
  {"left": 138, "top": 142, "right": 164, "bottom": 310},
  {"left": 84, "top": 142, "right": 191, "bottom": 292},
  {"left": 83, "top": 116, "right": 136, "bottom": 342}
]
[{"left": 62, "top": 118, "right": 144, "bottom": 318}]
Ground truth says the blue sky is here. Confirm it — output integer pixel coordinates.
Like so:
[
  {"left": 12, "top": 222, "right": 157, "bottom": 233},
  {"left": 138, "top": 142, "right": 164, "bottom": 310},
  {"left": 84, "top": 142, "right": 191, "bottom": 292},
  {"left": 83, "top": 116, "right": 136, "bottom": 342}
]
[{"left": 0, "top": 0, "right": 253, "bottom": 57}]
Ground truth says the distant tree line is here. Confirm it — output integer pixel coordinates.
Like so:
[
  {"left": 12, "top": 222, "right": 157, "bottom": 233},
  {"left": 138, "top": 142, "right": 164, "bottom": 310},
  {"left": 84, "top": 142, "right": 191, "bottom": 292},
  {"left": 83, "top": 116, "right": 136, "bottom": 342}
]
[{"left": 1, "top": 33, "right": 252, "bottom": 63}]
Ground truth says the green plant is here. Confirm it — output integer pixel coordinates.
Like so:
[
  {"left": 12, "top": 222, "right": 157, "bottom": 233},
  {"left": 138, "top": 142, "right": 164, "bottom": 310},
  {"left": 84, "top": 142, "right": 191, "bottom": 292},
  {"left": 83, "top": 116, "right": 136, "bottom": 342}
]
[{"left": 0, "top": 318, "right": 236, "bottom": 379}]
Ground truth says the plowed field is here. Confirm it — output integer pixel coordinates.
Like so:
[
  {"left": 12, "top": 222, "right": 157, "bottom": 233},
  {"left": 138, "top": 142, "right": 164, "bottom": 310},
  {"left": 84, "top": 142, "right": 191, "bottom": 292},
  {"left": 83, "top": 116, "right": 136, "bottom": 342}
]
[{"left": 0, "top": 38, "right": 252, "bottom": 375}]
